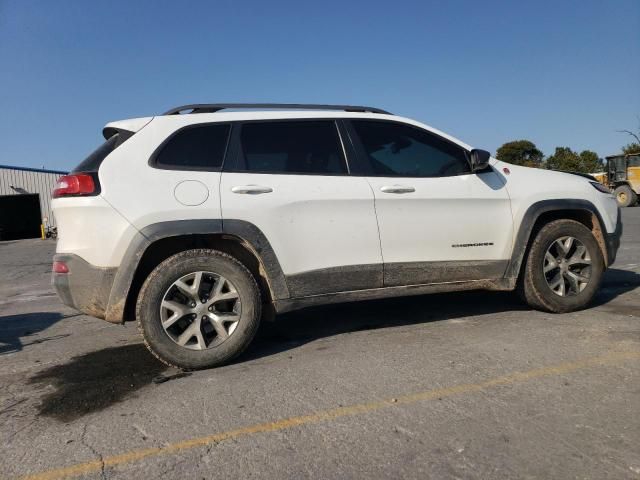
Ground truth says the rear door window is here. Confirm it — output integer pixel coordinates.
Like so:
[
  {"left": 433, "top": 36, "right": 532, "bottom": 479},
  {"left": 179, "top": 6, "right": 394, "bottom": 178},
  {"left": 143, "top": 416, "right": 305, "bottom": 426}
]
[
  {"left": 236, "top": 121, "right": 347, "bottom": 175},
  {"left": 154, "top": 123, "right": 231, "bottom": 170}
]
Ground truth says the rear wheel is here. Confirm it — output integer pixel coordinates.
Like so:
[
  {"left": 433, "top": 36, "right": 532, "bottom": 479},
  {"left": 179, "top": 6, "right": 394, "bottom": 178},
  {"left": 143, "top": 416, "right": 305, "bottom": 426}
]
[
  {"left": 519, "top": 219, "right": 604, "bottom": 313},
  {"left": 137, "top": 249, "right": 261, "bottom": 370},
  {"left": 614, "top": 184, "right": 636, "bottom": 207}
]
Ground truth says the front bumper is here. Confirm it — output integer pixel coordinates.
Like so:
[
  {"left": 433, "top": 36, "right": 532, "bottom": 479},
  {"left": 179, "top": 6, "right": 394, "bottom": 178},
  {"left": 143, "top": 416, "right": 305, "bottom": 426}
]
[
  {"left": 604, "top": 209, "right": 622, "bottom": 266},
  {"left": 52, "top": 253, "right": 118, "bottom": 321}
]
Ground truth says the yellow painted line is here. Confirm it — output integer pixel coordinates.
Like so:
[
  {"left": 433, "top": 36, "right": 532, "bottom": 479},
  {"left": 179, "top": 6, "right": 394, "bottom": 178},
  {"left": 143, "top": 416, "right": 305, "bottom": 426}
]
[{"left": 20, "top": 350, "right": 640, "bottom": 480}]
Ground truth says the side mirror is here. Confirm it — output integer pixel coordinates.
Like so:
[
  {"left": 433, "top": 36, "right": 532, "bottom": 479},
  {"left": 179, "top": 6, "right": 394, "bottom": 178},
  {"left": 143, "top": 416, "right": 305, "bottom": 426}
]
[{"left": 469, "top": 149, "right": 491, "bottom": 172}]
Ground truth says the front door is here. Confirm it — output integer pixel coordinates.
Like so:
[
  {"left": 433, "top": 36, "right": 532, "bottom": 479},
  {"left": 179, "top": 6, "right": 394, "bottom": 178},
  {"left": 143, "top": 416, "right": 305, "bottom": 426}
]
[{"left": 347, "top": 119, "right": 513, "bottom": 287}]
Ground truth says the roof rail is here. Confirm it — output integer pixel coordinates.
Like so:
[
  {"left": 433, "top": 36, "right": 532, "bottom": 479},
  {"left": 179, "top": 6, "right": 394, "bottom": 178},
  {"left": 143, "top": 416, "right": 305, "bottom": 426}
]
[{"left": 162, "top": 103, "right": 391, "bottom": 115}]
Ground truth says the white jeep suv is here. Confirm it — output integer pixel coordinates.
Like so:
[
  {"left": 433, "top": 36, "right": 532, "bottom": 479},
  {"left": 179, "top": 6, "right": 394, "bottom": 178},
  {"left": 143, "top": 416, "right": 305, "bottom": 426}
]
[{"left": 52, "top": 103, "right": 622, "bottom": 369}]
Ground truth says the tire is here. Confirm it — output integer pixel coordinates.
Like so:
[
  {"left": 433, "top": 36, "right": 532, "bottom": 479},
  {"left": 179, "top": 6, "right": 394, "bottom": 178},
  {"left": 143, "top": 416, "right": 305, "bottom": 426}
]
[
  {"left": 519, "top": 219, "right": 604, "bottom": 313},
  {"left": 136, "top": 249, "right": 261, "bottom": 370},
  {"left": 614, "top": 184, "right": 636, "bottom": 207}
]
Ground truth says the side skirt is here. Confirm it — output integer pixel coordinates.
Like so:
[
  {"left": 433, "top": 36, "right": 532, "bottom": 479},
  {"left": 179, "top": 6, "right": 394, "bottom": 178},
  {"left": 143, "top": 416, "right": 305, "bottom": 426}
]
[
  {"left": 384, "top": 260, "right": 509, "bottom": 287},
  {"left": 274, "top": 277, "right": 516, "bottom": 314}
]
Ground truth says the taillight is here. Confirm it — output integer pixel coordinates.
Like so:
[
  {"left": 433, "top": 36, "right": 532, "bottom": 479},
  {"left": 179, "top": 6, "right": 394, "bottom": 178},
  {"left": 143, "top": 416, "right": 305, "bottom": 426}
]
[{"left": 53, "top": 173, "right": 97, "bottom": 198}]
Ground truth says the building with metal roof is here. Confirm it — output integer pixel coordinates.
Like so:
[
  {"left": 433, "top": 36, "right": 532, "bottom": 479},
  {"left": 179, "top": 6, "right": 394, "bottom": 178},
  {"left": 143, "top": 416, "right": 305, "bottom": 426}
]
[{"left": 0, "top": 164, "right": 67, "bottom": 240}]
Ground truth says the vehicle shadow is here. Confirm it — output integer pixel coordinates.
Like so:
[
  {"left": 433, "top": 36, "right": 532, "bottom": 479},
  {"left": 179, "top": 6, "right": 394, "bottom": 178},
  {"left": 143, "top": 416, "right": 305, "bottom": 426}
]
[
  {"left": 243, "top": 267, "right": 640, "bottom": 363},
  {"left": 0, "top": 312, "right": 70, "bottom": 355},
  {"left": 28, "top": 343, "right": 168, "bottom": 422},
  {"left": 244, "top": 289, "right": 524, "bottom": 363},
  {"left": 594, "top": 268, "right": 640, "bottom": 305}
]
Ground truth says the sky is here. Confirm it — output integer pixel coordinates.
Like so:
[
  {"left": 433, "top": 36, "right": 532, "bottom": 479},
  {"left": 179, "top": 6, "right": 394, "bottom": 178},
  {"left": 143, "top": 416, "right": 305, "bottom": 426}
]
[{"left": 1, "top": 0, "right": 639, "bottom": 172}]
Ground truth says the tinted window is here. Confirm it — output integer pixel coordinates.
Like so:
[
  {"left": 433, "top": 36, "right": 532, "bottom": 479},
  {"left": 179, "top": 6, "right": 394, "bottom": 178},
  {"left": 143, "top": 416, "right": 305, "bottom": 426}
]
[
  {"left": 73, "top": 132, "right": 132, "bottom": 173},
  {"left": 352, "top": 121, "right": 470, "bottom": 177},
  {"left": 628, "top": 156, "right": 640, "bottom": 167},
  {"left": 238, "top": 121, "right": 347, "bottom": 174},
  {"left": 155, "top": 124, "right": 230, "bottom": 169}
]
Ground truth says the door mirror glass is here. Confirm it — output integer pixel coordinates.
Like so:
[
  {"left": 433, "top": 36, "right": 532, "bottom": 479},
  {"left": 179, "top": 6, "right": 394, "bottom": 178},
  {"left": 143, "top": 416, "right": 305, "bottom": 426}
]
[{"left": 469, "top": 149, "right": 491, "bottom": 172}]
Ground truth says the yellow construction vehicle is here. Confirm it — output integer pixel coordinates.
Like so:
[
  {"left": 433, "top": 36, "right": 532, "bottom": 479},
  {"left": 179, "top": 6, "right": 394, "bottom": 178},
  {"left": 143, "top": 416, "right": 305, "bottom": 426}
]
[{"left": 592, "top": 153, "right": 640, "bottom": 207}]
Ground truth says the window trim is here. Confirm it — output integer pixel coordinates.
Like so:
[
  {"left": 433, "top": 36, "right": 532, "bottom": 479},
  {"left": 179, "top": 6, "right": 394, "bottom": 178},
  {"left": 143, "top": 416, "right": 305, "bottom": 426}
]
[
  {"left": 345, "top": 119, "right": 473, "bottom": 178},
  {"left": 337, "top": 119, "right": 371, "bottom": 176},
  {"left": 148, "top": 122, "right": 233, "bottom": 172},
  {"left": 223, "top": 118, "right": 352, "bottom": 177}
]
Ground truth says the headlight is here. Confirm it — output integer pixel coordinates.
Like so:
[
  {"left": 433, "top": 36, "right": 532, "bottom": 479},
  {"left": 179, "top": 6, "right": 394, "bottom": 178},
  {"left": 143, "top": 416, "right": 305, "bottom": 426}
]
[{"left": 589, "top": 181, "right": 611, "bottom": 194}]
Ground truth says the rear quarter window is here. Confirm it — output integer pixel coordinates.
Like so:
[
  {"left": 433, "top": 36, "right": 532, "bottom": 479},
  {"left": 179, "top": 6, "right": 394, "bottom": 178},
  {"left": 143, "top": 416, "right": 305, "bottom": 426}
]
[
  {"left": 72, "top": 131, "right": 132, "bottom": 173},
  {"left": 152, "top": 123, "right": 231, "bottom": 170}
]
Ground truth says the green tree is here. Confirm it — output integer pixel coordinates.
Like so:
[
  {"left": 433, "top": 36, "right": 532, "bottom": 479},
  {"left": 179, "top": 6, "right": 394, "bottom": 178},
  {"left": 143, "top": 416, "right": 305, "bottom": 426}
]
[
  {"left": 545, "top": 147, "right": 602, "bottom": 173},
  {"left": 578, "top": 150, "right": 603, "bottom": 173},
  {"left": 622, "top": 143, "right": 640, "bottom": 155},
  {"left": 496, "top": 140, "right": 544, "bottom": 167},
  {"left": 546, "top": 147, "right": 579, "bottom": 171}
]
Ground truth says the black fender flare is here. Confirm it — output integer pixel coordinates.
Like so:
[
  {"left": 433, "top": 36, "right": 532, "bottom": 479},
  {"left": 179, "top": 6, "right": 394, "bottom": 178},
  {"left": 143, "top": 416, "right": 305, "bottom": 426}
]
[
  {"left": 104, "top": 219, "right": 288, "bottom": 323},
  {"left": 504, "top": 199, "right": 616, "bottom": 280}
]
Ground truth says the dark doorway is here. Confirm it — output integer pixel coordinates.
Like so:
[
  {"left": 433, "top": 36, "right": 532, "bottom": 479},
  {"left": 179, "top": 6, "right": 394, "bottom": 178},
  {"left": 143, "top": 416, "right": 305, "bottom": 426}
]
[{"left": 0, "top": 194, "right": 42, "bottom": 240}]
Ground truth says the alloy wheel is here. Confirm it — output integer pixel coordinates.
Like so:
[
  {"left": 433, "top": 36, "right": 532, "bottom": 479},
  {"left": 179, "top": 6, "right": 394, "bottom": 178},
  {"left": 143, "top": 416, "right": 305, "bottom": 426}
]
[
  {"left": 159, "top": 271, "right": 241, "bottom": 350},
  {"left": 543, "top": 236, "right": 592, "bottom": 297}
]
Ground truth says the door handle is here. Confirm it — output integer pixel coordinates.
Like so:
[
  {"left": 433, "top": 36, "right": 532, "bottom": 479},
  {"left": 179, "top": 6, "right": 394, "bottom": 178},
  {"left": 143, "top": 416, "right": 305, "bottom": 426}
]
[
  {"left": 380, "top": 185, "right": 415, "bottom": 194},
  {"left": 231, "top": 185, "right": 273, "bottom": 194}
]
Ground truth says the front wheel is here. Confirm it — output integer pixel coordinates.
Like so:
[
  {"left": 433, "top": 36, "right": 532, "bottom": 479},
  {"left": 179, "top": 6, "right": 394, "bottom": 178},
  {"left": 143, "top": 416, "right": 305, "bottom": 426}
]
[
  {"left": 519, "top": 219, "right": 605, "bottom": 313},
  {"left": 137, "top": 249, "right": 261, "bottom": 370}
]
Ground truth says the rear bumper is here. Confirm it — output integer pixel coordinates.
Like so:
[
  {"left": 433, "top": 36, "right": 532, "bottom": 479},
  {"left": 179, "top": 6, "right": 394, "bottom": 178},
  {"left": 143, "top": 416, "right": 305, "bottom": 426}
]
[
  {"left": 604, "top": 209, "right": 622, "bottom": 266},
  {"left": 52, "top": 253, "right": 118, "bottom": 322}
]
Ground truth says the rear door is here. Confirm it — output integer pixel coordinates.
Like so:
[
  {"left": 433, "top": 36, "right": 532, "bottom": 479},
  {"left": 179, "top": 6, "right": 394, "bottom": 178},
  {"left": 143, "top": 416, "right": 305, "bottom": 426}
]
[
  {"left": 220, "top": 119, "right": 382, "bottom": 298},
  {"left": 347, "top": 119, "right": 513, "bottom": 287}
]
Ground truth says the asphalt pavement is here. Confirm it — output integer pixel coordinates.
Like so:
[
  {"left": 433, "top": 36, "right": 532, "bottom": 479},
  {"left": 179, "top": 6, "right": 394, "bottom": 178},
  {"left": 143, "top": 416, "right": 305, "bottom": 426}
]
[{"left": 1, "top": 209, "right": 639, "bottom": 479}]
